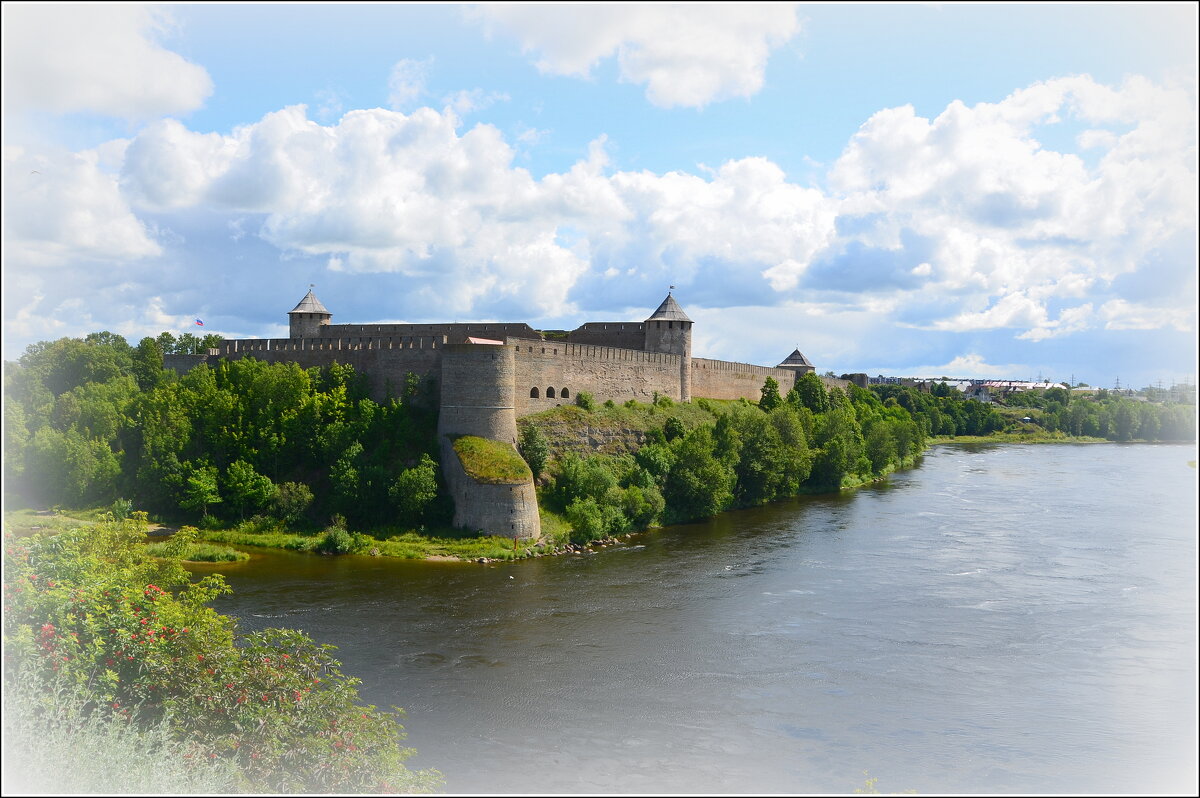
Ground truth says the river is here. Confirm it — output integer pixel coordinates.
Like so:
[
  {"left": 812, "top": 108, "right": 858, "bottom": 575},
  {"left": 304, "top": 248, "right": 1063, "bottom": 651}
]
[{"left": 208, "top": 443, "right": 1198, "bottom": 794}]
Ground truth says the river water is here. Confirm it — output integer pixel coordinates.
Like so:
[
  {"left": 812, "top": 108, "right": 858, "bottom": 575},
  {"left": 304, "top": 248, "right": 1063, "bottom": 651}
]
[{"left": 209, "top": 443, "right": 1198, "bottom": 794}]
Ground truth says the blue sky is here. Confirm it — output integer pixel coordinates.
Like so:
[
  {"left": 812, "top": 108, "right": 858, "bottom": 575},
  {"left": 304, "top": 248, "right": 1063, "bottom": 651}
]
[{"left": 3, "top": 3, "right": 1196, "bottom": 389}]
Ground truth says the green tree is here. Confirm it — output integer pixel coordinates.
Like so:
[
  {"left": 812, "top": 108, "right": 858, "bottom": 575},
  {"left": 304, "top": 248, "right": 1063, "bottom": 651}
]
[
  {"left": 664, "top": 427, "right": 734, "bottom": 522},
  {"left": 4, "top": 517, "right": 442, "bottom": 793},
  {"left": 180, "top": 463, "right": 222, "bottom": 519},
  {"left": 389, "top": 454, "right": 439, "bottom": 528},
  {"left": 518, "top": 424, "right": 550, "bottom": 480},
  {"left": 224, "top": 459, "right": 277, "bottom": 520},
  {"left": 663, "top": 416, "right": 687, "bottom": 442},
  {"left": 789, "top": 372, "right": 829, "bottom": 414},
  {"left": 759, "top": 377, "right": 783, "bottom": 412}
]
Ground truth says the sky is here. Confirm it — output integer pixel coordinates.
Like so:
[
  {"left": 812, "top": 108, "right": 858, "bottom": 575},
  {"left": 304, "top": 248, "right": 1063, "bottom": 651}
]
[{"left": 2, "top": 2, "right": 1197, "bottom": 389}]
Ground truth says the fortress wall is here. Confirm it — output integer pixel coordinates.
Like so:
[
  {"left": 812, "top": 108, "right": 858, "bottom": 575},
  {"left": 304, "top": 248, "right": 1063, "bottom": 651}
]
[
  {"left": 163, "top": 353, "right": 212, "bottom": 373},
  {"left": 564, "top": 322, "right": 646, "bottom": 349},
  {"left": 511, "top": 342, "right": 682, "bottom": 416},
  {"left": 690, "top": 358, "right": 801, "bottom": 402},
  {"left": 219, "top": 336, "right": 444, "bottom": 401}
]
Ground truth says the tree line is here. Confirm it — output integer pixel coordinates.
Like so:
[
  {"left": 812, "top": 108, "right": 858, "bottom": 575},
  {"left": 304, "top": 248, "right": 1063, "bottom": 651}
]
[{"left": 995, "top": 385, "right": 1195, "bottom": 441}]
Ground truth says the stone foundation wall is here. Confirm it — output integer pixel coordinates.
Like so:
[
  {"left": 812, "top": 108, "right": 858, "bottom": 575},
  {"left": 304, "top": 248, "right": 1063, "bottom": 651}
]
[{"left": 439, "top": 437, "right": 540, "bottom": 540}]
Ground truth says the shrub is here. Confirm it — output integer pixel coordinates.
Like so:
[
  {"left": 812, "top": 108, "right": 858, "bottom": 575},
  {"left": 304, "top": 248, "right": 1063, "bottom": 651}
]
[
  {"left": 110, "top": 497, "right": 133, "bottom": 520},
  {"left": 575, "top": 392, "right": 596, "bottom": 411},
  {"left": 3, "top": 671, "right": 242, "bottom": 794},
  {"left": 316, "top": 525, "right": 366, "bottom": 555},
  {"left": 3, "top": 516, "right": 441, "bottom": 793}
]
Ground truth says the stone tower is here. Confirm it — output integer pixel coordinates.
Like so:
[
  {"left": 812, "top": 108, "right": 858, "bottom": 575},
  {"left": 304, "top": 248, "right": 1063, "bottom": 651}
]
[
  {"left": 437, "top": 341, "right": 540, "bottom": 540},
  {"left": 288, "top": 289, "right": 332, "bottom": 338},
  {"left": 644, "top": 292, "right": 693, "bottom": 402}
]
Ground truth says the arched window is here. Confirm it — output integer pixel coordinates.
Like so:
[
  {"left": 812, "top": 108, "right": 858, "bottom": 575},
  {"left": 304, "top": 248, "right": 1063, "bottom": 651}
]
[
  {"left": 530, "top": 387, "right": 540, "bottom": 398},
  {"left": 561, "top": 388, "right": 570, "bottom": 399},
  {"left": 547, "top": 387, "right": 556, "bottom": 399}
]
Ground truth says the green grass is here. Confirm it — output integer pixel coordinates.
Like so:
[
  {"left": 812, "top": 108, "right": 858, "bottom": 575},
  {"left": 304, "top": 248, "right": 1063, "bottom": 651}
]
[
  {"left": 144, "top": 541, "right": 250, "bottom": 563},
  {"left": 930, "top": 432, "right": 1109, "bottom": 444},
  {"left": 8, "top": 509, "right": 535, "bottom": 562},
  {"left": 2, "top": 508, "right": 97, "bottom": 537},
  {"left": 195, "top": 518, "right": 530, "bottom": 561},
  {"left": 452, "top": 435, "right": 532, "bottom": 484}
]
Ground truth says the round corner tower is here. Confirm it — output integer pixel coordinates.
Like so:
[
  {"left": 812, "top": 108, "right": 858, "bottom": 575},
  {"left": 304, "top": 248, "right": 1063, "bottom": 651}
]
[
  {"left": 437, "top": 341, "right": 519, "bottom": 445},
  {"left": 288, "top": 289, "right": 333, "bottom": 338},
  {"left": 644, "top": 292, "right": 693, "bottom": 402},
  {"left": 437, "top": 341, "right": 540, "bottom": 541}
]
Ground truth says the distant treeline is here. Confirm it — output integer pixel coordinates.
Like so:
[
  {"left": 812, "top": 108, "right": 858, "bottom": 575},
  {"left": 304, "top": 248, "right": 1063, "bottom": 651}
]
[{"left": 991, "top": 385, "right": 1195, "bottom": 441}]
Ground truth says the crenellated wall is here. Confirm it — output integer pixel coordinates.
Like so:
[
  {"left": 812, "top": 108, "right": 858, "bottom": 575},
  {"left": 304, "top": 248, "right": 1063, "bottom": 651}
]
[
  {"left": 511, "top": 341, "right": 683, "bottom": 415},
  {"left": 326, "top": 322, "right": 542, "bottom": 341},
  {"left": 690, "top": 357, "right": 802, "bottom": 401},
  {"left": 564, "top": 322, "right": 646, "bottom": 349},
  {"left": 217, "top": 335, "right": 445, "bottom": 401}
]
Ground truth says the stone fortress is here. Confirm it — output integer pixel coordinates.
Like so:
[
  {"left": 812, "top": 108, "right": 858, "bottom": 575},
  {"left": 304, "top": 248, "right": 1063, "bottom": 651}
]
[{"left": 201, "top": 289, "right": 826, "bottom": 540}]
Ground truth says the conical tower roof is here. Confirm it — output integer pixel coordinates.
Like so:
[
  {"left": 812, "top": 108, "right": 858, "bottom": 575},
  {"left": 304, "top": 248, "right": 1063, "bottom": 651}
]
[
  {"left": 777, "top": 348, "right": 814, "bottom": 369},
  {"left": 645, "top": 292, "right": 692, "bottom": 323},
  {"left": 289, "top": 289, "right": 331, "bottom": 315}
]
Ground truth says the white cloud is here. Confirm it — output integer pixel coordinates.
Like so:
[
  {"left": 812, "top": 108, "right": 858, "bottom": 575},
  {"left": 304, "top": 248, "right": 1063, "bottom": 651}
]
[
  {"left": 1099, "top": 299, "right": 1195, "bottom": 331},
  {"left": 910, "top": 353, "right": 1030, "bottom": 379},
  {"left": 3, "top": 145, "right": 162, "bottom": 265},
  {"left": 930, "top": 292, "right": 1050, "bottom": 333},
  {"left": 1, "top": 4, "right": 212, "bottom": 119},
  {"left": 441, "top": 88, "right": 510, "bottom": 116},
  {"left": 115, "top": 107, "right": 840, "bottom": 318},
  {"left": 473, "top": 4, "right": 801, "bottom": 108},
  {"left": 388, "top": 58, "right": 432, "bottom": 110},
  {"left": 828, "top": 74, "right": 1197, "bottom": 337}
]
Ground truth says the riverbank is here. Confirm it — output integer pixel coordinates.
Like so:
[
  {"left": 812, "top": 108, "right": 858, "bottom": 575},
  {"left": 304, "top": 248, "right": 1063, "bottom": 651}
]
[{"left": 5, "top": 433, "right": 1188, "bottom": 564}]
